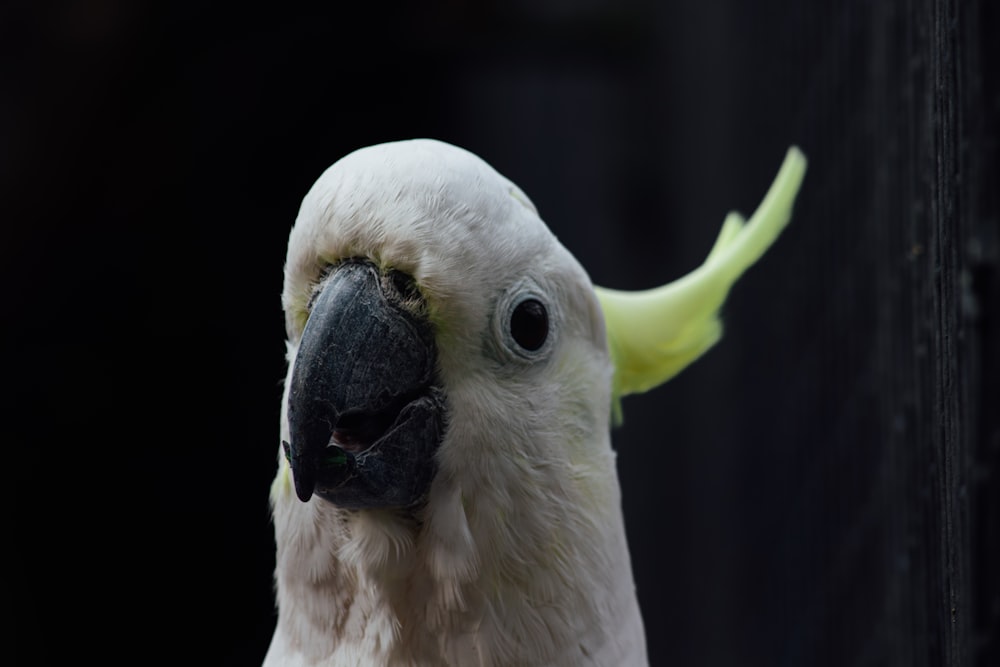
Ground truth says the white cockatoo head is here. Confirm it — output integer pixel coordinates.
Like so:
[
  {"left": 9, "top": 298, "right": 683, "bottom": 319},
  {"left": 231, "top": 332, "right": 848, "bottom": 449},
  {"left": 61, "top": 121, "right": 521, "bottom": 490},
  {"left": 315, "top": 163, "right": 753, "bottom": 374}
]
[
  {"left": 276, "top": 138, "right": 806, "bottom": 512},
  {"left": 279, "top": 139, "right": 612, "bottom": 510}
]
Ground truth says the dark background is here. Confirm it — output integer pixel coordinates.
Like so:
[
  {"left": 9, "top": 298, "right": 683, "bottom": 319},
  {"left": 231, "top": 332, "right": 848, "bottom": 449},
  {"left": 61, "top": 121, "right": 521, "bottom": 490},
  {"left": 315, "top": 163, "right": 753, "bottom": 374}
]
[{"left": 4, "top": 1, "right": 998, "bottom": 665}]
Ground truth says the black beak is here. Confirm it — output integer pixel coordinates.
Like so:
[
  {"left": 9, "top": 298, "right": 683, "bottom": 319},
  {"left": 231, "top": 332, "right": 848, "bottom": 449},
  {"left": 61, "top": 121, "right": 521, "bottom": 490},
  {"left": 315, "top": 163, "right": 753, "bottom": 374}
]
[{"left": 284, "top": 260, "right": 445, "bottom": 508}]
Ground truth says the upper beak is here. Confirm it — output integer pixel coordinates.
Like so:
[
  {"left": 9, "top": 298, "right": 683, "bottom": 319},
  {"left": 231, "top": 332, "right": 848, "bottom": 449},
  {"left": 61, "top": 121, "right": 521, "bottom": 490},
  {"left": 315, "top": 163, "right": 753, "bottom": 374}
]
[{"left": 284, "top": 259, "right": 444, "bottom": 507}]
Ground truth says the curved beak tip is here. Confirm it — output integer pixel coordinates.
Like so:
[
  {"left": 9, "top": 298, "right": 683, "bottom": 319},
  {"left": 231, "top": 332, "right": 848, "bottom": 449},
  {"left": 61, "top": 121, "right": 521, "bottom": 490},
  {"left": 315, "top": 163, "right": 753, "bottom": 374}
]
[
  {"left": 283, "top": 439, "right": 315, "bottom": 502},
  {"left": 294, "top": 482, "right": 314, "bottom": 503}
]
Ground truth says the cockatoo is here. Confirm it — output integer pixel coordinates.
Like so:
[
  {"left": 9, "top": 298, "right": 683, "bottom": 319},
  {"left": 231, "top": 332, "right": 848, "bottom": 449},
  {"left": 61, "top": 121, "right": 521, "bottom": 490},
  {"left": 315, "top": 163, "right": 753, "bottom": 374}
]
[{"left": 265, "top": 139, "right": 807, "bottom": 666}]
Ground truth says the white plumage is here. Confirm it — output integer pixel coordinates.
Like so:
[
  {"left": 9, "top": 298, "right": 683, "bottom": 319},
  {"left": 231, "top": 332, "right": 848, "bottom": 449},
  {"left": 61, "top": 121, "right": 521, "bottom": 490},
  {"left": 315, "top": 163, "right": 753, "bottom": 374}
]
[{"left": 265, "top": 139, "right": 806, "bottom": 666}]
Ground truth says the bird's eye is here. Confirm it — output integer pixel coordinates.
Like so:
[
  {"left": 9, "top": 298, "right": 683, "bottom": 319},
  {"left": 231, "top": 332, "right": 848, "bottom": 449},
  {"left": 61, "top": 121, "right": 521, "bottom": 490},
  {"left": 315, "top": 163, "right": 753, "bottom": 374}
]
[{"left": 509, "top": 298, "right": 548, "bottom": 351}]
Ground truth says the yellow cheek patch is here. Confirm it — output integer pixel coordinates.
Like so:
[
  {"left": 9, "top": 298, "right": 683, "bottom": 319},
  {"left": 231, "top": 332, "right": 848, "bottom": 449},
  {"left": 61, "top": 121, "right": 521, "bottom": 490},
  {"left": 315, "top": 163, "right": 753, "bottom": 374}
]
[
  {"left": 270, "top": 457, "right": 292, "bottom": 505},
  {"left": 596, "top": 147, "right": 807, "bottom": 410}
]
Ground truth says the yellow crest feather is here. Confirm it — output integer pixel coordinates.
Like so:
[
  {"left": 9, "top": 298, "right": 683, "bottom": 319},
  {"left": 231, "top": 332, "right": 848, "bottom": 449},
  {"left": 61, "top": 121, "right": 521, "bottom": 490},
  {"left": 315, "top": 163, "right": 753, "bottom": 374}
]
[{"left": 596, "top": 146, "right": 807, "bottom": 415}]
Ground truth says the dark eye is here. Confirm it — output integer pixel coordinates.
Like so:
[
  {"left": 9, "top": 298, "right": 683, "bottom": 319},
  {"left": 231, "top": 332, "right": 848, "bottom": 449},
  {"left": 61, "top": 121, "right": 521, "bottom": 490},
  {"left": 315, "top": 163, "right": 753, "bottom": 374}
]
[{"left": 510, "top": 299, "right": 548, "bottom": 351}]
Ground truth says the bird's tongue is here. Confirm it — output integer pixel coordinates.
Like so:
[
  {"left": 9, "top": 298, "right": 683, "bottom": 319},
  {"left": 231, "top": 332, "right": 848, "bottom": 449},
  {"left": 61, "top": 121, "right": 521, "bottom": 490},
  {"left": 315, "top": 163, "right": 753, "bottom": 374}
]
[{"left": 328, "top": 402, "right": 403, "bottom": 455}]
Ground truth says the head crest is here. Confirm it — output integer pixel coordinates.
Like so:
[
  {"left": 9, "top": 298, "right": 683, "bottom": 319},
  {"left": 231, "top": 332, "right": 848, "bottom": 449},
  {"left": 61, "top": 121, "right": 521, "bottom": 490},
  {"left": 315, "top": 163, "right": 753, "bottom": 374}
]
[{"left": 596, "top": 147, "right": 807, "bottom": 420}]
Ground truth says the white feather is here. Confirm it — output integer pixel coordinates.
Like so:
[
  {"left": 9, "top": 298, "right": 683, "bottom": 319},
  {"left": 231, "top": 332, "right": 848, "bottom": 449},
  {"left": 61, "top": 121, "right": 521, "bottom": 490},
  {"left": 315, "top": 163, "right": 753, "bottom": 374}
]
[{"left": 266, "top": 139, "right": 647, "bottom": 666}]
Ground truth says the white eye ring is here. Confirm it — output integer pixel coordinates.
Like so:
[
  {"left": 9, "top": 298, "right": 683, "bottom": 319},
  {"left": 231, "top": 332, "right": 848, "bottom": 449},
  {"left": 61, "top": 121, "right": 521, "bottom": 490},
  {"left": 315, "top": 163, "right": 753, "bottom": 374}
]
[{"left": 489, "top": 280, "right": 556, "bottom": 363}]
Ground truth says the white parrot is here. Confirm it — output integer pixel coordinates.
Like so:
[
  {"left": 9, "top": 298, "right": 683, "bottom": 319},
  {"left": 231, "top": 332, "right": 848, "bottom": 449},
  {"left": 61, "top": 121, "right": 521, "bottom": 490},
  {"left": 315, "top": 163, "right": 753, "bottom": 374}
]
[{"left": 264, "top": 139, "right": 807, "bottom": 666}]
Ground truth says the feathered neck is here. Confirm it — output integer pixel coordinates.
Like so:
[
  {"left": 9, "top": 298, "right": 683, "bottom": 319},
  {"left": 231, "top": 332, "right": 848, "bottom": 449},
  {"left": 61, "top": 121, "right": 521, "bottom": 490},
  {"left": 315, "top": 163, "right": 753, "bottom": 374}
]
[{"left": 265, "top": 426, "right": 648, "bottom": 667}]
